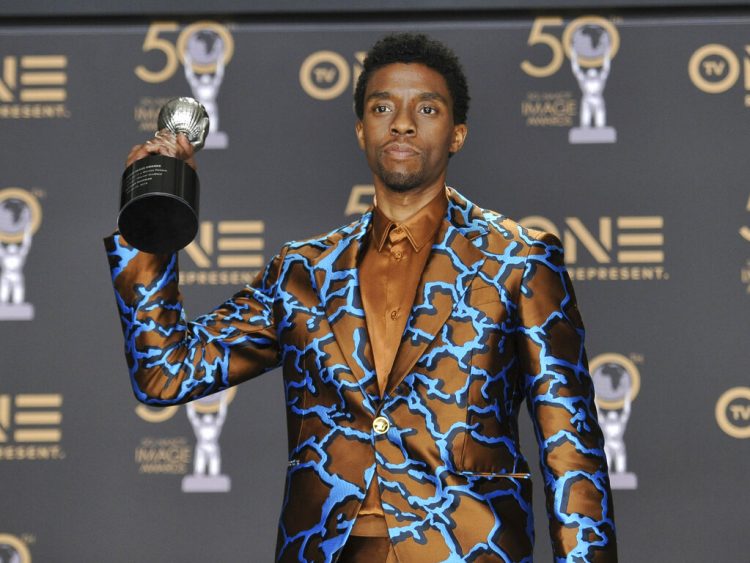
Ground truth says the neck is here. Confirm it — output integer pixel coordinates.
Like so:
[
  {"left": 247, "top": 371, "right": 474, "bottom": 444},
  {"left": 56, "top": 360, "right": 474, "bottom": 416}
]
[{"left": 373, "top": 181, "right": 446, "bottom": 223}]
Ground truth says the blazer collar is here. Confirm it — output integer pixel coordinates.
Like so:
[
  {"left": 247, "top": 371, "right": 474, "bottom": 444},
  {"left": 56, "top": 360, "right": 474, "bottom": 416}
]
[{"left": 310, "top": 213, "right": 378, "bottom": 403}]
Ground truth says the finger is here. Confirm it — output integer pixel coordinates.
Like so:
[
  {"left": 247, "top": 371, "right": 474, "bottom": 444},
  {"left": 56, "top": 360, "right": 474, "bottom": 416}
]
[
  {"left": 126, "top": 147, "right": 141, "bottom": 161},
  {"left": 175, "top": 134, "right": 195, "bottom": 159},
  {"left": 148, "top": 136, "right": 179, "bottom": 154},
  {"left": 156, "top": 145, "right": 178, "bottom": 158},
  {"left": 151, "top": 132, "right": 178, "bottom": 148},
  {"left": 184, "top": 156, "right": 197, "bottom": 171},
  {"left": 125, "top": 147, "right": 150, "bottom": 167},
  {"left": 126, "top": 140, "right": 170, "bottom": 166},
  {"left": 154, "top": 128, "right": 175, "bottom": 141}
]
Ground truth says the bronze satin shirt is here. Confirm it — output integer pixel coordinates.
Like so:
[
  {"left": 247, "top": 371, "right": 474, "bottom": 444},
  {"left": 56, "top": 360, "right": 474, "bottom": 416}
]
[{"left": 351, "top": 189, "right": 448, "bottom": 538}]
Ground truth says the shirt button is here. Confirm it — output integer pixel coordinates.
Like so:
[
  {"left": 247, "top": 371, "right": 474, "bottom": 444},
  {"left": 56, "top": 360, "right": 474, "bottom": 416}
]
[
  {"left": 392, "top": 250, "right": 403, "bottom": 260},
  {"left": 393, "top": 227, "right": 403, "bottom": 235},
  {"left": 390, "top": 310, "right": 399, "bottom": 320},
  {"left": 372, "top": 416, "right": 390, "bottom": 434}
]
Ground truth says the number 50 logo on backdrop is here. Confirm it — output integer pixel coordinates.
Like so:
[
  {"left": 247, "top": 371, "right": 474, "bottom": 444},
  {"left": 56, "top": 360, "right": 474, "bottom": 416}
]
[{"left": 132, "top": 21, "right": 234, "bottom": 149}]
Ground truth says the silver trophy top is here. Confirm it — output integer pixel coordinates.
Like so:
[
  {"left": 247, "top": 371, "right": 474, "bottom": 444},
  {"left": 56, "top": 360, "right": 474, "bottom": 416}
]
[{"left": 157, "top": 97, "right": 210, "bottom": 151}]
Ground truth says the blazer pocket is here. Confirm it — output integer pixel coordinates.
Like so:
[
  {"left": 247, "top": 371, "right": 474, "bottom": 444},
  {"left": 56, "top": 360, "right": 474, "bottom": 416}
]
[{"left": 459, "top": 471, "right": 530, "bottom": 479}]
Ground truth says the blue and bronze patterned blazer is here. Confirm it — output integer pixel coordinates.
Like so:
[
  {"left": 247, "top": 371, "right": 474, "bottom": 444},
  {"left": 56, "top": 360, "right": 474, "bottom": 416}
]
[{"left": 106, "top": 187, "right": 617, "bottom": 562}]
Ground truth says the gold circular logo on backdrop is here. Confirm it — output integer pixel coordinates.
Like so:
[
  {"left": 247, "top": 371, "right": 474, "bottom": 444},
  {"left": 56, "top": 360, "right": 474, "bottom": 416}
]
[
  {"left": 562, "top": 16, "right": 621, "bottom": 68},
  {"left": 0, "top": 188, "right": 42, "bottom": 244},
  {"left": 299, "top": 50, "right": 351, "bottom": 100},
  {"left": 0, "top": 533, "right": 31, "bottom": 563},
  {"left": 715, "top": 387, "right": 750, "bottom": 439},
  {"left": 134, "top": 387, "right": 237, "bottom": 422},
  {"left": 135, "top": 404, "right": 180, "bottom": 423},
  {"left": 177, "top": 21, "right": 235, "bottom": 74},
  {"left": 193, "top": 386, "right": 237, "bottom": 414},
  {"left": 688, "top": 44, "right": 740, "bottom": 94},
  {"left": 589, "top": 353, "right": 641, "bottom": 410}
]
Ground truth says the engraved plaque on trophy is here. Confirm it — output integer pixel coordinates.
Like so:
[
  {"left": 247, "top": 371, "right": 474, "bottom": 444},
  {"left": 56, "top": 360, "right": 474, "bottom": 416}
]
[{"left": 118, "top": 97, "right": 209, "bottom": 254}]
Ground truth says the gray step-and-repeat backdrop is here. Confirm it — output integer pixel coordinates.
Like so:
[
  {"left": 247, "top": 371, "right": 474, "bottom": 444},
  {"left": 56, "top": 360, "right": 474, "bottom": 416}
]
[{"left": 0, "top": 11, "right": 748, "bottom": 563}]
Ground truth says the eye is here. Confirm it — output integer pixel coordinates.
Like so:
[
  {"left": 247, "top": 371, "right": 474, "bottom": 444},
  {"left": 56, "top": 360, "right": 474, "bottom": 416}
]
[
  {"left": 419, "top": 105, "right": 437, "bottom": 115},
  {"left": 373, "top": 105, "right": 391, "bottom": 113}
]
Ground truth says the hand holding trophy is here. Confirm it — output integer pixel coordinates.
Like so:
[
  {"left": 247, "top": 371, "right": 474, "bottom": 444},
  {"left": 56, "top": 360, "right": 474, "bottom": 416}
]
[{"left": 118, "top": 97, "right": 209, "bottom": 254}]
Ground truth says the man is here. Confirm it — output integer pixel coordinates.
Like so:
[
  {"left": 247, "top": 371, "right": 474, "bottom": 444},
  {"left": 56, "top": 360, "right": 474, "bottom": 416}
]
[{"left": 107, "top": 34, "right": 617, "bottom": 562}]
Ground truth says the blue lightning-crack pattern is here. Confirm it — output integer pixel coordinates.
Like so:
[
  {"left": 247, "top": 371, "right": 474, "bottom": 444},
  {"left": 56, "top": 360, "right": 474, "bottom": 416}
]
[{"left": 107, "top": 190, "right": 614, "bottom": 562}]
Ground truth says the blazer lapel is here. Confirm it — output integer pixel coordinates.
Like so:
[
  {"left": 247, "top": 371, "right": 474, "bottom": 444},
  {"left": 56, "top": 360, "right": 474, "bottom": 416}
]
[
  {"left": 384, "top": 189, "right": 488, "bottom": 396},
  {"left": 311, "top": 214, "right": 379, "bottom": 402}
]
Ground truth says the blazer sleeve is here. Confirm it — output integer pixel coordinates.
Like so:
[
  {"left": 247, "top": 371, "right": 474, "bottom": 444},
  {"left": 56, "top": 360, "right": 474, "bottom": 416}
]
[
  {"left": 516, "top": 231, "right": 618, "bottom": 561},
  {"left": 104, "top": 232, "right": 287, "bottom": 405}
]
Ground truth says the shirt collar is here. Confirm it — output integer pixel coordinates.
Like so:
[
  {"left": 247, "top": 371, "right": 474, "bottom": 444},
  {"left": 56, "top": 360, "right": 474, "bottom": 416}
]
[{"left": 371, "top": 188, "right": 448, "bottom": 253}]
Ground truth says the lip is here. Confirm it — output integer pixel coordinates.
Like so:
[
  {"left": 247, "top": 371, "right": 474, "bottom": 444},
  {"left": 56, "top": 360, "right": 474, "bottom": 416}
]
[{"left": 382, "top": 142, "right": 419, "bottom": 160}]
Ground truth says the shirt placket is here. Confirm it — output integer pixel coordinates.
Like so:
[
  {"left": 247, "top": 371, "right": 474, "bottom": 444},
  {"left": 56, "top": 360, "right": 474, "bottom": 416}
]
[{"left": 383, "top": 226, "right": 409, "bottom": 384}]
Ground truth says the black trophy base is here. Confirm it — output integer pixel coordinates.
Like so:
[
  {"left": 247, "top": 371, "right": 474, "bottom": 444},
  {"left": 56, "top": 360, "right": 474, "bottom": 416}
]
[{"left": 118, "top": 155, "right": 199, "bottom": 254}]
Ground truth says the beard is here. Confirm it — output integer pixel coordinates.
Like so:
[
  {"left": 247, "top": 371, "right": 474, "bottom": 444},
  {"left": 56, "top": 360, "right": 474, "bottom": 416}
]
[{"left": 375, "top": 153, "right": 429, "bottom": 193}]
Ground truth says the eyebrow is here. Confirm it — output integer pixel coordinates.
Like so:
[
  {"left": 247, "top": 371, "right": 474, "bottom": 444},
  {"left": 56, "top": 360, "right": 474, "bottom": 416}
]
[{"left": 366, "top": 91, "right": 448, "bottom": 104}]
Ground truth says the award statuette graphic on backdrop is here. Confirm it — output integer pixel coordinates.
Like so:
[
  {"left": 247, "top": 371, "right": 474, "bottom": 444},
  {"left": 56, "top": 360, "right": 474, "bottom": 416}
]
[
  {"left": 568, "top": 23, "right": 617, "bottom": 144},
  {"left": 0, "top": 188, "right": 41, "bottom": 321},
  {"left": 180, "top": 25, "right": 229, "bottom": 149},
  {"left": 591, "top": 354, "right": 640, "bottom": 489},
  {"left": 118, "top": 97, "right": 208, "bottom": 254},
  {"left": 182, "top": 390, "right": 232, "bottom": 493}
]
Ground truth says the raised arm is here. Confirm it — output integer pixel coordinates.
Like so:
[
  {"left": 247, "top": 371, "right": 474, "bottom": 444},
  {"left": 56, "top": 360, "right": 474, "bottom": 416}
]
[
  {"left": 516, "top": 231, "right": 617, "bottom": 561},
  {"left": 106, "top": 134, "right": 284, "bottom": 406},
  {"left": 105, "top": 234, "right": 287, "bottom": 406}
]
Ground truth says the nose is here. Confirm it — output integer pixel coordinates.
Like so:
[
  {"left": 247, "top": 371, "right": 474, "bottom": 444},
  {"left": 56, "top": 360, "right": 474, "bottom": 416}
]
[{"left": 390, "top": 107, "right": 415, "bottom": 136}]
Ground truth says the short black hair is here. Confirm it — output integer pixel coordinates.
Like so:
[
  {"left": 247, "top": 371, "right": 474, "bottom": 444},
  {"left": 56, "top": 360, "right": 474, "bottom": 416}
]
[{"left": 354, "top": 33, "right": 470, "bottom": 125}]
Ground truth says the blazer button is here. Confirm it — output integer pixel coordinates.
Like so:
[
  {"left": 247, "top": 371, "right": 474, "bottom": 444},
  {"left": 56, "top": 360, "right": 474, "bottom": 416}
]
[{"left": 372, "top": 416, "right": 390, "bottom": 434}]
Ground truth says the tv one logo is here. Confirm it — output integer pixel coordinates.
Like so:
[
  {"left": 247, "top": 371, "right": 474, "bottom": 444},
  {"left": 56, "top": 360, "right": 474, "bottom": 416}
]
[
  {"left": 688, "top": 43, "right": 750, "bottom": 104},
  {"left": 0, "top": 393, "right": 64, "bottom": 461},
  {"left": 715, "top": 387, "right": 750, "bottom": 439},
  {"left": 180, "top": 220, "right": 265, "bottom": 286},
  {"left": 300, "top": 50, "right": 366, "bottom": 100},
  {"left": 519, "top": 215, "right": 666, "bottom": 281},
  {"left": 0, "top": 55, "right": 70, "bottom": 119}
]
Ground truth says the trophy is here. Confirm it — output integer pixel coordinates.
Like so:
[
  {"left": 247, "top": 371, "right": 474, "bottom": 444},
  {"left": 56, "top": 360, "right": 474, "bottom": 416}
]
[{"left": 118, "top": 97, "right": 209, "bottom": 254}]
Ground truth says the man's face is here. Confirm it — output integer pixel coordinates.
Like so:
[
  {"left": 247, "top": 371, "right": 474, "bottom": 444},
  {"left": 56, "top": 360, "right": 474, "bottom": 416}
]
[{"left": 355, "top": 63, "right": 467, "bottom": 194}]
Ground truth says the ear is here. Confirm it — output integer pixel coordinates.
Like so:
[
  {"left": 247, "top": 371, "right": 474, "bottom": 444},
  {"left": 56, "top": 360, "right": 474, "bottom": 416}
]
[
  {"left": 355, "top": 120, "right": 365, "bottom": 150},
  {"left": 449, "top": 123, "right": 468, "bottom": 154}
]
